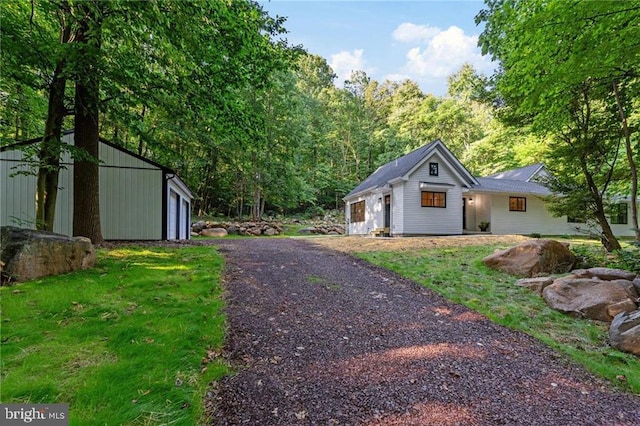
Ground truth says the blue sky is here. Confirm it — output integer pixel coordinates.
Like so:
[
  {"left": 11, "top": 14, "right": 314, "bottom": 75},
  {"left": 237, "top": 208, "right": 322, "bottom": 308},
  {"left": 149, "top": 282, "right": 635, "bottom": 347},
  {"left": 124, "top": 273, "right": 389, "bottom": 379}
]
[{"left": 258, "top": 0, "right": 495, "bottom": 96}]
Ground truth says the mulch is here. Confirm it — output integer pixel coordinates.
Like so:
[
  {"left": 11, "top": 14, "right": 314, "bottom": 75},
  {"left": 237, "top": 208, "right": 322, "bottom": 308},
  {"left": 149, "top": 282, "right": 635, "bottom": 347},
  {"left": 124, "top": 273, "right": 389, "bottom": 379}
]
[{"left": 205, "top": 238, "right": 640, "bottom": 425}]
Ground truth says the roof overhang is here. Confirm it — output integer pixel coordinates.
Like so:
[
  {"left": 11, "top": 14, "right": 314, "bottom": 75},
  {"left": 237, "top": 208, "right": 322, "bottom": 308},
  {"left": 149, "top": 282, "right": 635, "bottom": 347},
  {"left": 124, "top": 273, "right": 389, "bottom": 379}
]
[{"left": 419, "top": 181, "right": 456, "bottom": 191}]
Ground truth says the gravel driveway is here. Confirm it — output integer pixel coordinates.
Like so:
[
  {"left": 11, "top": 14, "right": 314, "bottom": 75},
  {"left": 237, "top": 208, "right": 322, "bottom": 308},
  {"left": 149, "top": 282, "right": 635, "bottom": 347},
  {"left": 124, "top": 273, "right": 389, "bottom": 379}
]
[{"left": 206, "top": 238, "right": 640, "bottom": 425}]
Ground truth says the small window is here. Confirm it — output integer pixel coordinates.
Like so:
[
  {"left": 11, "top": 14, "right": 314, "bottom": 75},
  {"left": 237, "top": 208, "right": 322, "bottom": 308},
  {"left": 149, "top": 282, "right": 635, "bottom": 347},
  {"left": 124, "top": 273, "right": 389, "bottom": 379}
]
[
  {"left": 429, "top": 162, "right": 439, "bottom": 176},
  {"left": 509, "top": 196, "right": 526, "bottom": 212},
  {"left": 421, "top": 191, "right": 446, "bottom": 208},
  {"left": 610, "top": 203, "right": 628, "bottom": 225},
  {"left": 350, "top": 200, "right": 365, "bottom": 223}
]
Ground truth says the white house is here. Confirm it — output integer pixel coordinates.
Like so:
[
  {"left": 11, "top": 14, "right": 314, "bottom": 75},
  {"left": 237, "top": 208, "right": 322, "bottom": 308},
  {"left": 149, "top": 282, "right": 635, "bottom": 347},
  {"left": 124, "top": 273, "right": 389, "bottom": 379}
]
[
  {"left": 344, "top": 140, "right": 636, "bottom": 237},
  {"left": 1, "top": 131, "right": 193, "bottom": 240}
]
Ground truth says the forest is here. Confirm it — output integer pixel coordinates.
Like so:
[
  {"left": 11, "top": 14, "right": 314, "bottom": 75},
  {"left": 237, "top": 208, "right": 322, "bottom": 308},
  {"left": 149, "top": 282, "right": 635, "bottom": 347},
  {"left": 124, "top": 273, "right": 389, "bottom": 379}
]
[{"left": 1, "top": 0, "right": 639, "bottom": 248}]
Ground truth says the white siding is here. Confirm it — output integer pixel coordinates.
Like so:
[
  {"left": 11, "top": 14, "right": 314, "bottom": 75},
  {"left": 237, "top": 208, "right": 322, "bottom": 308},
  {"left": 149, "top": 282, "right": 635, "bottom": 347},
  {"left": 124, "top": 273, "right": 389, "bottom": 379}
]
[
  {"left": 392, "top": 184, "right": 404, "bottom": 235},
  {"left": 167, "top": 177, "right": 192, "bottom": 240},
  {"left": 1, "top": 134, "right": 193, "bottom": 240},
  {"left": 0, "top": 149, "right": 36, "bottom": 228},
  {"left": 401, "top": 153, "right": 464, "bottom": 235},
  {"left": 346, "top": 193, "right": 380, "bottom": 235},
  {"left": 489, "top": 194, "right": 572, "bottom": 235}
]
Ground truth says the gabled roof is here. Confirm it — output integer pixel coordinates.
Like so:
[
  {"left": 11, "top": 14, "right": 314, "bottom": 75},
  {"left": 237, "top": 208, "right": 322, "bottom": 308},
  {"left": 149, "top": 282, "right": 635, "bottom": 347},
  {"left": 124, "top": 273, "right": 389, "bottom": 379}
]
[
  {"left": 344, "top": 140, "right": 478, "bottom": 199},
  {"left": 485, "top": 163, "right": 545, "bottom": 182},
  {"left": 472, "top": 163, "right": 550, "bottom": 195},
  {"left": 472, "top": 177, "right": 552, "bottom": 196}
]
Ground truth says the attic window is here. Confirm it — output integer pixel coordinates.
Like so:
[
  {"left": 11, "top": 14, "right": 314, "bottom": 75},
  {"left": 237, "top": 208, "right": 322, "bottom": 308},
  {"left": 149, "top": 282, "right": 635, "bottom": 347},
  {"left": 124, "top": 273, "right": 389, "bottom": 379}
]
[{"left": 429, "top": 162, "right": 439, "bottom": 176}]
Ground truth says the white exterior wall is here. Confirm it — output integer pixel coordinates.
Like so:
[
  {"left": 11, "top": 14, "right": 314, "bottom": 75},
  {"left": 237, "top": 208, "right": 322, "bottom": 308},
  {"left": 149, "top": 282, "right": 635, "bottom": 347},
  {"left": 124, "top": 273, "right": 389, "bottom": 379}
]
[
  {"left": 391, "top": 184, "right": 404, "bottom": 235},
  {"left": 1, "top": 149, "right": 37, "bottom": 229},
  {"left": 401, "top": 153, "right": 464, "bottom": 235},
  {"left": 1, "top": 135, "right": 192, "bottom": 240},
  {"left": 99, "top": 142, "right": 163, "bottom": 240},
  {"left": 489, "top": 194, "right": 575, "bottom": 235},
  {"left": 166, "top": 177, "right": 192, "bottom": 240},
  {"left": 345, "top": 192, "right": 382, "bottom": 235}
]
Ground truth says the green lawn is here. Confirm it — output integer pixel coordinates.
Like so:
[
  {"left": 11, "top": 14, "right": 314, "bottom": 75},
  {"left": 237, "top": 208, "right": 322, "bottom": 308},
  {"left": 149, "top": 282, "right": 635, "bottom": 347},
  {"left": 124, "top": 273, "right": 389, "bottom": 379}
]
[
  {"left": 358, "top": 242, "right": 640, "bottom": 395},
  {"left": 0, "top": 246, "right": 227, "bottom": 425}
]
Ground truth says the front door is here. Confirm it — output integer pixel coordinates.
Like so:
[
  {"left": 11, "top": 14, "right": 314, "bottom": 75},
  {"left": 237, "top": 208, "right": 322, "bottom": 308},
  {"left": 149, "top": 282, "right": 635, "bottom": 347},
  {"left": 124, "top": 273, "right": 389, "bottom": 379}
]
[
  {"left": 462, "top": 198, "right": 467, "bottom": 230},
  {"left": 384, "top": 195, "right": 391, "bottom": 235}
]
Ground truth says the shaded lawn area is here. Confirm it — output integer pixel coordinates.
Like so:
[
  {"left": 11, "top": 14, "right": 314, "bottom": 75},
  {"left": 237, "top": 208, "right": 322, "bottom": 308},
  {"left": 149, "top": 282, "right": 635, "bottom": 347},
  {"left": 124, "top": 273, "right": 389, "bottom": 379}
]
[
  {"left": 357, "top": 243, "right": 640, "bottom": 395},
  {"left": 0, "top": 245, "right": 227, "bottom": 425}
]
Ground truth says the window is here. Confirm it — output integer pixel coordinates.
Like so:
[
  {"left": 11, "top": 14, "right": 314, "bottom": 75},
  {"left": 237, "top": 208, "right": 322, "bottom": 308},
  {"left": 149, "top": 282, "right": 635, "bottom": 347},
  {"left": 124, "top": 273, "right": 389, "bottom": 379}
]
[
  {"left": 350, "top": 200, "right": 365, "bottom": 223},
  {"left": 421, "top": 191, "right": 446, "bottom": 208},
  {"left": 610, "top": 203, "right": 628, "bottom": 225},
  {"left": 509, "top": 197, "right": 526, "bottom": 212},
  {"left": 429, "top": 162, "right": 439, "bottom": 176},
  {"left": 567, "top": 215, "right": 586, "bottom": 223}
]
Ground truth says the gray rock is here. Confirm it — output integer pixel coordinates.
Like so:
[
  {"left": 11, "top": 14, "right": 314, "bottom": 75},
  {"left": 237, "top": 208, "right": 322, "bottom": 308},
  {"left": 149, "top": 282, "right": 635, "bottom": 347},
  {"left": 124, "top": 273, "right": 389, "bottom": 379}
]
[
  {"left": 542, "top": 277, "right": 638, "bottom": 322},
  {"left": 263, "top": 228, "right": 277, "bottom": 236},
  {"left": 191, "top": 220, "right": 207, "bottom": 233},
  {"left": 1, "top": 226, "right": 96, "bottom": 283},
  {"left": 609, "top": 310, "right": 640, "bottom": 355},
  {"left": 299, "top": 227, "right": 316, "bottom": 234},
  {"left": 483, "top": 239, "right": 576, "bottom": 277}
]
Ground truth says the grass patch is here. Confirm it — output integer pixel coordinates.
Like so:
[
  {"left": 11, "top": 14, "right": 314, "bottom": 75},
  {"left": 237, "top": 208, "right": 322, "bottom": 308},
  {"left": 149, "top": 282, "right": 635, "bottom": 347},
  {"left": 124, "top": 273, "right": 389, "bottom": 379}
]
[
  {"left": 358, "top": 243, "right": 640, "bottom": 395},
  {"left": 0, "top": 245, "right": 227, "bottom": 425}
]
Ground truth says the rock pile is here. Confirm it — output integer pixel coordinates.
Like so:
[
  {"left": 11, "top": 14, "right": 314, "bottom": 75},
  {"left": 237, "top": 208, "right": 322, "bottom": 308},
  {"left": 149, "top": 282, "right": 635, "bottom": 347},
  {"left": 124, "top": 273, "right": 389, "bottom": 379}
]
[
  {"left": 192, "top": 221, "right": 284, "bottom": 237},
  {"left": 298, "top": 225, "right": 345, "bottom": 235},
  {"left": 517, "top": 266, "right": 640, "bottom": 355}
]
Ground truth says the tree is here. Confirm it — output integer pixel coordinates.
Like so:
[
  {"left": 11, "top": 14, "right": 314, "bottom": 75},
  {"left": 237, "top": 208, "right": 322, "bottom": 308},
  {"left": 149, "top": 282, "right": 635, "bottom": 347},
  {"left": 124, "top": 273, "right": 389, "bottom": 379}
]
[{"left": 477, "top": 0, "right": 640, "bottom": 250}]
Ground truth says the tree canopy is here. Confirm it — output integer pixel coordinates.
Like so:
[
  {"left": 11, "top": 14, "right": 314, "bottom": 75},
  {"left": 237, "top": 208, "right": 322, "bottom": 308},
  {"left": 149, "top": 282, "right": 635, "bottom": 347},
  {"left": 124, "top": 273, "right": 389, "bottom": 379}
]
[{"left": 2, "top": 0, "right": 638, "bottom": 249}]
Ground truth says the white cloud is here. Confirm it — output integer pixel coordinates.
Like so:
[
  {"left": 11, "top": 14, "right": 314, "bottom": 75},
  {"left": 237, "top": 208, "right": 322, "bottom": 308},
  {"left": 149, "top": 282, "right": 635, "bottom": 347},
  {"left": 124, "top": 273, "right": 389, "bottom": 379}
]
[
  {"left": 391, "top": 24, "right": 496, "bottom": 94},
  {"left": 329, "top": 49, "right": 375, "bottom": 86},
  {"left": 383, "top": 73, "right": 412, "bottom": 83},
  {"left": 392, "top": 23, "right": 441, "bottom": 43}
]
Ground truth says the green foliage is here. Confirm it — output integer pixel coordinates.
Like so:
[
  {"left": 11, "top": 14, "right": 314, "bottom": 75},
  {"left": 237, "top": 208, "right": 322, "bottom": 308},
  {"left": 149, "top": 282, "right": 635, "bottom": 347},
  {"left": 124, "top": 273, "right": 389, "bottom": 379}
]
[
  {"left": 359, "top": 244, "right": 640, "bottom": 394},
  {"left": 0, "top": 246, "right": 227, "bottom": 424},
  {"left": 477, "top": 0, "right": 640, "bottom": 250}
]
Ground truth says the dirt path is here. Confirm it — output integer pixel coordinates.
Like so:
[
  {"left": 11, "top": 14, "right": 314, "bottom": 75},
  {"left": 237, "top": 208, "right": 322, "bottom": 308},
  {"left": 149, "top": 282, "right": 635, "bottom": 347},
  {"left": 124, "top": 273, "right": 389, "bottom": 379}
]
[{"left": 206, "top": 238, "right": 640, "bottom": 425}]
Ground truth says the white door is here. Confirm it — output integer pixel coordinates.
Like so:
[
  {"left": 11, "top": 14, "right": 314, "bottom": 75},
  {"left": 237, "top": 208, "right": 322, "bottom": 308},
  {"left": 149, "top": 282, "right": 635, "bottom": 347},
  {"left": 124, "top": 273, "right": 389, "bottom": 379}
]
[{"left": 168, "top": 191, "right": 178, "bottom": 240}]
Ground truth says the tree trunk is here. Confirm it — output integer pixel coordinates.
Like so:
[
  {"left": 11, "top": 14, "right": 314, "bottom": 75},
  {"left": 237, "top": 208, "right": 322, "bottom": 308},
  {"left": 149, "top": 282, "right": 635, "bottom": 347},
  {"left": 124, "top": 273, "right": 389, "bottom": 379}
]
[
  {"left": 36, "top": 63, "right": 67, "bottom": 231},
  {"left": 72, "top": 4, "right": 103, "bottom": 243},
  {"left": 582, "top": 161, "right": 621, "bottom": 252},
  {"left": 35, "top": 7, "right": 72, "bottom": 231},
  {"left": 613, "top": 81, "right": 639, "bottom": 241}
]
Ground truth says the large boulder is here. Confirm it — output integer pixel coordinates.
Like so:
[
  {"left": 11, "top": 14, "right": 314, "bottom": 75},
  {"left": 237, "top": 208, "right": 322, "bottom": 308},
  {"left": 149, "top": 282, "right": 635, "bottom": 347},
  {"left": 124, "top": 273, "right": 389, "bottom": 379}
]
[
  {"left": 542, "top": 276, "right": 639, "bottom": 322},
  {"left": 1, "top": 226, "right": 96, "bottom": 283},
  {"left": 483, "top": 239, "right": 576, "bottom": 277},
  {"left": 609, "top": 310, "right": 640, "bottom": 355},
  {"left": 201, "top": 228, "right": 228, "bottom": 238}
]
